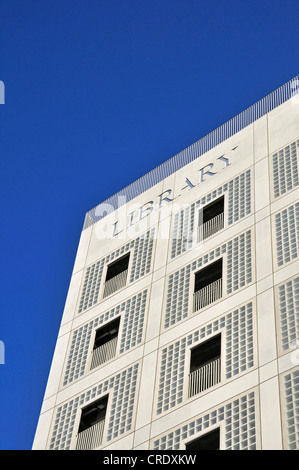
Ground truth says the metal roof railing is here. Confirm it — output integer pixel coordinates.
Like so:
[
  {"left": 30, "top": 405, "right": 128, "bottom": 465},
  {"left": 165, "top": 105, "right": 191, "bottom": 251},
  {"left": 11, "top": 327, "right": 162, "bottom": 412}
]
[{"left": 83, "top": 75, "right": 299, "bottom": 230}]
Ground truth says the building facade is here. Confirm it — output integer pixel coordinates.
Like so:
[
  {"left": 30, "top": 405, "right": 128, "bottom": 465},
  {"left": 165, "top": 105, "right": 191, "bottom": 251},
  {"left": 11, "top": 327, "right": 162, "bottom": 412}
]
[{"left": 33, "top": 77, "right": 299, "bottom": 451}]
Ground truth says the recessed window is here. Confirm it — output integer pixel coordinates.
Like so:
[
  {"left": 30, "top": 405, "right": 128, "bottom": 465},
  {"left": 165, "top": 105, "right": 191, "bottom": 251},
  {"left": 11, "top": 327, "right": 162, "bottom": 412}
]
[
  {"left": 90, "top": 317, "right": 120, "bottom": 370},
  {"left": 198, "top": 196, "right": 224, "bottom": 241},
  {"left": 188, "top": 334, "right": 221, "bottom": 397},
  {"left": 185, "top": 428, "right": 220, "bottom": 450},
  {"left": 103, "top": 253, "right": 130, "bottom": 298},
  {"left": 193, "top": 259, "right": 223, "bottom": 312},
  {"left": 76, "top": 395, "right": 108, "bottom": 450}
]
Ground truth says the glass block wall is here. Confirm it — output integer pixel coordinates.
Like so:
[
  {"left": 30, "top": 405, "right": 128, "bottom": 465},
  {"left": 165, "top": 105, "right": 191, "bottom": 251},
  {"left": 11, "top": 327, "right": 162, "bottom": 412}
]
[
  {"left": 152, "top": 389, "right": 259, "bottom": 450},
  {"left": 171, "top": 204, "right": 195, "bottom": 259},
  {"left": 274, "top": 202, "right": 299, "bottom": 268},
  {"left": 62, "top": 290, "right": 148, "bottom": 386},
  {"left": 171, "top": 169, "right": 251, "bottom": 259},
  {"left": 282, "top": 368, "right": 299, "bottom": 450},
  {"left": 48, "top": 362, "right": 140, "bottom": 450},
  {"left": 77, "top": 228, "right": 155, "bottom": 314},
  {"left": 272, "top": 139, "right": 299, "bottom": 199},
  {"left": 276, "top": 276, "right": 299, "bottom": 354},
  {"left": 156, "top": 301, "right": 255, "bottom": 415},
  {"left": 164, "top": 229, "right": 253, "bottom": 329}
]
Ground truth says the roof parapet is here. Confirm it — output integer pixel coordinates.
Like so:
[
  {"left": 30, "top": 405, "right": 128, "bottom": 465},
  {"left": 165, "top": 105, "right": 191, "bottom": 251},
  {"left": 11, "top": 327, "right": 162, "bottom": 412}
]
[{"left": 83, "top": 75, "right": 299, "bottom": 230}]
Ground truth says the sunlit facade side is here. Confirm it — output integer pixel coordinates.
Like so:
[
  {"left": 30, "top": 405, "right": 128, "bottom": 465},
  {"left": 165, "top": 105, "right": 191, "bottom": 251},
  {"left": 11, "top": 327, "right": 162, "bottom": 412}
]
[{"left": 33, "top": 76, "right": 299, "bottom": 450}]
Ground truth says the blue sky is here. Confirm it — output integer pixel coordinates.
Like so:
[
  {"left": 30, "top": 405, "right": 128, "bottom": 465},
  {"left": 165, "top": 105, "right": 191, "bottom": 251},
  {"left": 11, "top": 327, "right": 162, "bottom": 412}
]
[{"left": 0, "top": 0, "right": 298, "bottom": 450}]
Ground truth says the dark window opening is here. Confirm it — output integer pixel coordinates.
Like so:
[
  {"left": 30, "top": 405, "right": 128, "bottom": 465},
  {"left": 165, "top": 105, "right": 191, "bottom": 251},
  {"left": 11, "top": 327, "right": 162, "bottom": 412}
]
[
  {"left": 185, "top": 428, "right": 220, "bottom": 450},
  {"left": 78, "top": 395, "right": 108, "bottom": 433},
  {"left": 105, "top": 253, "right": 130, "bottom": 282},
  {"left": 198, "top": 196, "right": 224, "bottom": 241},
  {"left": 188, "top": 334, "right": 221, "bottom": 397},
  {"left": 202, "top": 197, "right": 224, "bottom": 224},
  {"left": 103, "top": 253, "right": 130, "bottom": 298},
  {"left": 194, "top": 258, "right": 222, "bottom": 293},
  {"left": 190, "top": 334, "right": 221, "bottom": 373},
  {"left": 90, "top": 318, "right": 120, "bottom": 370},
  {"left": 94, "top": 317, "right": 120, "bottom": 350},
  {"left": 193, "top": 259, "right": 223, "bottom": 312}
]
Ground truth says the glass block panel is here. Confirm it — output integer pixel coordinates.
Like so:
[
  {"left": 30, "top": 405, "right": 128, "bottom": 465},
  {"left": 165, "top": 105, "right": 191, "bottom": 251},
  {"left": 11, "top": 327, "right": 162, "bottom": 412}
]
[
  {"left": 157, "top": 302, "right": 254, "bottom": 415},
  {"left": 49, "top": 363, "right": 139, "bottom": 450},
  {"left": 272, "top": 140, "right": 299, "bottom": 198},
  {"left": 171, "top": 204, "right": 195, "bottom": 258},
  {"left": 129, "top": 228, "right": 155, "bottom": 283},
  {"left": 283, "top": 369, "right": 299, "bottom": 449},
  {"left": 78, "top": 229, "right": 154, "bottom": 314},
  {"left": 164, "top": 229, "right": 253, "bottom": 329},
  {"left": 78, "top": 259, "right": 105, "bottom": 314},
  {"left": 277, "top": 276, "right": 299, "bottom": 352},
  {"left": 153, "top": 390, "right": 257, "bottom": 450},
  {"left": 275, "top": 202, "right": 299, "bottom": 267},
  {"left": 63, "top": 290, "right": 148, "bottom": 386},
  {"left": 170, "top": 169, "right": 251, "bottom": 259}
]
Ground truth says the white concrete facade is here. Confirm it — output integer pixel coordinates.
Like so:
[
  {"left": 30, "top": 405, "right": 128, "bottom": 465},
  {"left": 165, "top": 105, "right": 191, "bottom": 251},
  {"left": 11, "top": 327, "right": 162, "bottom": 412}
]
[{"left": 33, "top": 77, "right": 299, "bottom": 450}]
